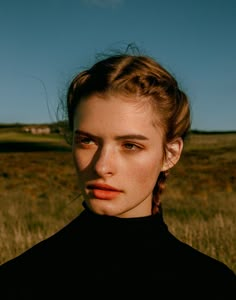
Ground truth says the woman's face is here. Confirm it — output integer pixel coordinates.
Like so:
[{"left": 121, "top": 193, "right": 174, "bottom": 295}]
[{"left": 72, "top": 94, "right": 168, "bottom": 218}]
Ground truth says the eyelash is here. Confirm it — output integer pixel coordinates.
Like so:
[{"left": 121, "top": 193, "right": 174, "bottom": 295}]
[
  {"left": 74, "top": 135, "right": 143, "bottom": 152},
  {"left": 123, "top": 143, "right": 142, "bottom": 151},
  {"left": 74, "top": 136, "right": 96, "bottom": 147}
]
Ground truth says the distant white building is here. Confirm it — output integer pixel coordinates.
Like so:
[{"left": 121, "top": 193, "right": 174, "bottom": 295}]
[{"left": 22, "top": 126, "right": 51, "bottom": 135}]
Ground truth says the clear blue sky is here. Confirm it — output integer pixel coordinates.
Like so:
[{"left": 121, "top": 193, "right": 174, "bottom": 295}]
[{"left": 0, "top": 0, "right": 236, "bottom": 131}]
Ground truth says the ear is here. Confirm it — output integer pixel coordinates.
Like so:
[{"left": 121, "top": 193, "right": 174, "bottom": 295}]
[{"left": 161, "top": 137, "right": 183, "bottom": 171}]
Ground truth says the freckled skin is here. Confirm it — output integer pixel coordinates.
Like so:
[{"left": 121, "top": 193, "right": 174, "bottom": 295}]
[{"left": 72, "top": 95, "right": 171, "bottom": 218}]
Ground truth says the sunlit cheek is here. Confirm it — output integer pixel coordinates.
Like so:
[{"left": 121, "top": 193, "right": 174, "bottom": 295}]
[{"left": 135, "top": 158, "right": 162, "bottom": 187}]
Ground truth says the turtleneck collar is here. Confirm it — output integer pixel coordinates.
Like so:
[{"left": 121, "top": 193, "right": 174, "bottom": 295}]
[{"left": 76, "top": 202, "right": 168, "bottom": 242}]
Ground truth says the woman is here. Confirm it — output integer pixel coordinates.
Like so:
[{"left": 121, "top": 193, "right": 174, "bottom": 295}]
[{"left": 1, "top": 48, "right": 236, "bottom": 299}]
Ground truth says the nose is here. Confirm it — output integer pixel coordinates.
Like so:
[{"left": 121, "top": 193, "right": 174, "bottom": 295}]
[{"left": 93, "top": 146, "right": 116, "bottom": 177}]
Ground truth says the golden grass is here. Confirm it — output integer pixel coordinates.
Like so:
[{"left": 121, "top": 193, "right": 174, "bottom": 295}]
[{"left": 0, "top": 131, "right": 235, "bottom": 273}]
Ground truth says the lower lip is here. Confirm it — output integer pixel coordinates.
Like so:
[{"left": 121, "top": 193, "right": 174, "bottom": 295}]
[{"left": 91, "top": 189, "right": 121, "bottom": 200}]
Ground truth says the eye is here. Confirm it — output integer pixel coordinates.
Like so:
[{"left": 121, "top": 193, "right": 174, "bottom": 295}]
[
  {"left": 123, "top": 143, "right": 141, "bottom": 151},
  {"left": 74, "top": 135, "right": 96, "bottom": 147},
  {"left": 80, "top": 137, "right": 94, "bottom": 144}
]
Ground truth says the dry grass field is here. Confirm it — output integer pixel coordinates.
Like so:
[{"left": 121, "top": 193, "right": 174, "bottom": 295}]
[{"left": 0, "top": 127, "right": 236, "bottom": 273}]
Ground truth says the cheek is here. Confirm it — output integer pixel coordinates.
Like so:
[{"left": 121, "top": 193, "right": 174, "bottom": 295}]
[
  {"left": 128, "top": 155, "right": 162, "bottom": 188},
  {"left": 72, "top": 150, "right": 89, "bottom": 172}
]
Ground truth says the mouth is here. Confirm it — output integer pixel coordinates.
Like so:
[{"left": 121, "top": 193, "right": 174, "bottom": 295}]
[{"left": 86, "top": 183, "right": 122, "bottom": 200}]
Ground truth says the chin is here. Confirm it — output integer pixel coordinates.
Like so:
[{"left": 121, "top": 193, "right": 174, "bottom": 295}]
[
  {"left": 85, "top": 199, "right": 113, "bottom": 215},
  {"left": 85, "top": 198, "right": 125, "bottom": 217}
]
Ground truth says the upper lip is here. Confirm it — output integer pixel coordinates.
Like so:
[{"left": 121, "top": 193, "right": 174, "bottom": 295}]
[{"left": 87, "top": 183, "right": 121, "bottom": 192}]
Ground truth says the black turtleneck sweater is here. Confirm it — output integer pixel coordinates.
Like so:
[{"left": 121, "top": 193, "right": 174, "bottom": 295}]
[{"left": 1, "top": 207, "right": 236, "bottom": 299}]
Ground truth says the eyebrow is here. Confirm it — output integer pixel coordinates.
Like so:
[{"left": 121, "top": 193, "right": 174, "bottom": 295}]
[
  {"left": 74, "top": 130, "right": 149, "bottom": 141},
  {"left": 116, "top": 134, "right": 149, "bottom": 141}
]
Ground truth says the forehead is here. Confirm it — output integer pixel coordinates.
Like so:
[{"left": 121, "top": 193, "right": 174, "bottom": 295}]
[
  {"left": 76, "top": 94, "right": 148, "bottom": 122},
  {"left": 73, "top": 94, "right": 163, "bottom": 139}
]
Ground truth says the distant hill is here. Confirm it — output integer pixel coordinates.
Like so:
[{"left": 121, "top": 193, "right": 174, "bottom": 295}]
[
  {"left": 0, "top": 122, "right": 235, "bottom": 135},
  {"left": 0, "top": 122, "right": 68, "bottom": 134},
  {"left": 190, "top": 129, "right": 236, "bottom": 135}
]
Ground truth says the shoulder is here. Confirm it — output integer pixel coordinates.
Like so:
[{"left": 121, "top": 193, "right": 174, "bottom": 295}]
[
  {"left": 0, "top": 235, "right": 56, "bottom": 276},
  {"left": 0, "top": 214, "right": 82, "bottom": 273},
  {"left": 167, "top": 231, "right": 236, "bottom": 282}
]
